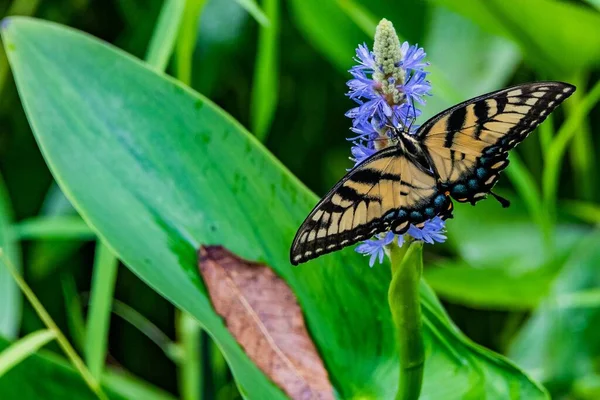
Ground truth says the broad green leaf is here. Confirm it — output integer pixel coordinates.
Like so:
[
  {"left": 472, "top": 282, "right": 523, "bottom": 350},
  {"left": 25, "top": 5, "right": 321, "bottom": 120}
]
[
  {"left": 0, "top": 174, "right": 21, "bottom": 339},
  {"left": 0, "top": 330, "right": 55, "bottom": 377},
  {"left": 2, "top": 17, "right": 547, "bottom": 399},
  {"left": 428, "top": 0, "right": 600, "bottom": 74},
  {"left": 508, "top": 230, "right": 600, "bottom": 396},
  {"left": 0, "top": 336, "right": 172, "bottom": 400}
]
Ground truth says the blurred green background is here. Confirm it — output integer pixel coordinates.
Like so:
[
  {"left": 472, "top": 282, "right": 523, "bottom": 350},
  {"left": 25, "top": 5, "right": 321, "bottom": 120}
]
[{"left": 0, "top": 0, "right": 600, "bottom": 399}]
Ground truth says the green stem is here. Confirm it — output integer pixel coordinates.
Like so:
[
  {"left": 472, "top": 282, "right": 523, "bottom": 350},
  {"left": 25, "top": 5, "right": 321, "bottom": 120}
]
[
  {"left": 176, "top": 311, "right": 203, "bottom": 400},
  {"left": 85, "top": 241, "right": 119, "bottom": 380},
  {"left": 387, "top": 241, "right": 425, "bottom": 400},
  {"left": 0, "top": 250, "right": 107, "bottom": 400}
]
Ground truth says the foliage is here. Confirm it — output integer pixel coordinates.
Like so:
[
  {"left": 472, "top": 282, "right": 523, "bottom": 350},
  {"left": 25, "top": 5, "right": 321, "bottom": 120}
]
[{"left": 0, "top": 0, "right": 598, "bottom": 399}]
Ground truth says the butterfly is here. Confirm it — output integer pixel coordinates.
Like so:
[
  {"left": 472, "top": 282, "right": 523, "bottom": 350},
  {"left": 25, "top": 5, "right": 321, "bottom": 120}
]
[{"left": 290, "top": 81, "right": 575, "bottom": 265}]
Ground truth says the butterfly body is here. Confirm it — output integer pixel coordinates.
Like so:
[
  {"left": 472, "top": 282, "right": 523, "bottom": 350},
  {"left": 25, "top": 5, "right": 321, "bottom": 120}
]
[{"left": 290, "top": 82, "right": 575, "bottom": 265}]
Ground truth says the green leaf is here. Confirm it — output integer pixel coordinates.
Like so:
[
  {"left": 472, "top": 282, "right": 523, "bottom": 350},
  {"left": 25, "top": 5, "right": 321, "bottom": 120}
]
[
  {"left": 428, "top": 0, "right": 600, "bottom": 74},
  {"left": 102, "top": 368, "right": 178, "bottom": 400},
  {"left": 424, "top": 258, "right": 559, "bottom": 311},
  {"left": 562, "top": 200, "right": 600, "bottom": 224},
  {"left": 250, "top": 0, "right": 279, "bottom": 141},
  {"left": 235, "top": 0, "right": 269, "bottom": 27},
  {"left": 0, "top": 336, "right": 172, "bottom": 400},
  {"left": 0, "top": 330, "right": 55, "bottom": 377},
  {"left": 583, "top": 0, "right": 600, "bottom": 11},
  {"left": 2, "top": 17, "right": 547, "bottom": 399},
  {"left": 145, "top": 0, "right": 186, "bottom": 71},
  {"left": 508, "top": 230, "right": 600, "bottom": 396},
  {"left": 432, "top": 199, "right": 589, "bottom": 310},
  {"left": 174, "top": 0, "right": 206, "bottom": 86},
  {"left": 14, "top": 215, "right": 95, "bottom": 240},
  {"left": 0, "top": 174, "right": 21, "bottom": 339}
]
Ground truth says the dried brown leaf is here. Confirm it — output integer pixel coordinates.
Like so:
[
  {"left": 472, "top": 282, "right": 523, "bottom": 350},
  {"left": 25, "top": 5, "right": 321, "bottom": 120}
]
[{"left": 198, "top": 246, "right": 334, "bottom": 400}]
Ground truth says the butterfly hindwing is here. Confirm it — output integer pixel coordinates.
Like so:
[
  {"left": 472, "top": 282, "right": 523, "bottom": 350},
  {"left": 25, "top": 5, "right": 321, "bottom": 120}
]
[
  {"left": 290, "top": 147, "right": 453, "bottom": 265},
  {"left": 417, "top": 81, "right": 575, "bottom": 204}
]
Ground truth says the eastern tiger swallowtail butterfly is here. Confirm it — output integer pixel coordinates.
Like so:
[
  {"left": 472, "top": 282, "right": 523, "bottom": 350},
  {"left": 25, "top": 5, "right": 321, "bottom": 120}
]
[{"left": 290, "top": 81, "right": 575, "bottom": 265}]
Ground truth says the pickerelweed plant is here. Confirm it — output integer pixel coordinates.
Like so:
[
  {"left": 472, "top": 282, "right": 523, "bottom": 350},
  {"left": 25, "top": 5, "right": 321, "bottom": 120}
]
[
  {"left": 349, "top": 19, "right": 435, "bottom": 400},
  {"left": 347, "top": 19, "right": 446, "bottom": 268}
]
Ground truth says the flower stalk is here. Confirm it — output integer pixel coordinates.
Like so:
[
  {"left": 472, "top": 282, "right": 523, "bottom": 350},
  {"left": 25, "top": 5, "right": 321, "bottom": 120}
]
[{"left": 387, "top": 241, "right": 425, "bottom": 400}]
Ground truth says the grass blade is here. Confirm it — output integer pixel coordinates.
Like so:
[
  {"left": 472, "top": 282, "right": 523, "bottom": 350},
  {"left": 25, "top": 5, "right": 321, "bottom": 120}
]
[
  {"left": 62, "top": 274, "right": 87, "bottom": 353},
  {"left": 542, "top": 79, "right": 600, "bottom": 219},
  {"left": 235, "top": 0, "right": 269, "bottom": 26},
  {"left": 251, "top": 0, "right": 279, "bottom": 141},
  {"left": 145, "top": 0, "right": 187, "bottom": 71},
  {"left": 561, "top": 200, "right": 600, "bottom": 224},
  {"left": 505, "top": 153, "right": 549, "bottom": 244},
  {"left": 174, "top": 0, "right": 207, "bottom": 85},
  {"left": 0, "top": 329, "right": 55, "bottom": 378},
  {"left": 112, "top": 299, "right": 179, "bottom": 362},
  {"left": 84, "top": 241, "right": 119, "bottom": 380},
  {"left": 0, "top": 250, "right": 106, "bottom": 399}
]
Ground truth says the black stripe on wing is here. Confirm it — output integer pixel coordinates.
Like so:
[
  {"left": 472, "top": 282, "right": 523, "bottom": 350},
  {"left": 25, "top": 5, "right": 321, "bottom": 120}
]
[{"left": 290, "top": 147, "right": 453, "bottom": 265}]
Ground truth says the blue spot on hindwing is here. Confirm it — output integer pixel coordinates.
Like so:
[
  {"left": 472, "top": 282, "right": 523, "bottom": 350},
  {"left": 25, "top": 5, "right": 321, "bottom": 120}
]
[
  {"left": 410, "top": 211, "right": 422, "bottom": 220},
  {"left": 476, "top": 167, "right": 487, "bottom": 178},
  {"left": 434, "top": 194, "right": 446, "bottom": 208},
  {"left": 452, "top": 184, "right": 467, "bottom": 195}
]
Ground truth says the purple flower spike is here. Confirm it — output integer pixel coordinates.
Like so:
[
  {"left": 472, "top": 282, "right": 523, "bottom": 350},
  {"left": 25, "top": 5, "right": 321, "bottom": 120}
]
[{"left": 345, "top": 20, "right": 446, "bottom": 266}]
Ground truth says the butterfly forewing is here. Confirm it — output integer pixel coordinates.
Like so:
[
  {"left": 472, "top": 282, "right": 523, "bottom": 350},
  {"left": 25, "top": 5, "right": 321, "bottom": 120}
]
[
  {"left": 290, "top": 81, "right": 574, "bottom": 265},
  {"left": 417, "top": 81, "right": 575, "bottom": 204},
  {"left": 290, "top": 147, "right": 452, "bottom": 265}
]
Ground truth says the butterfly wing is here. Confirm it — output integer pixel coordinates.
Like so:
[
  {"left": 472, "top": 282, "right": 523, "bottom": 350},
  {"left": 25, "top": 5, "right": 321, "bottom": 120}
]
[
  {"left": 290, "top": 147, "right": 453, "bottom": 265},
  {"left": 417, "top": 81, "right": 575, "bottom": 204}
]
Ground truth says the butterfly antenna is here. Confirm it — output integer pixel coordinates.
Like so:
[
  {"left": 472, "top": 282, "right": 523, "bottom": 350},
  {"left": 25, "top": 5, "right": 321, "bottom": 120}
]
[{"left": 490, "top": 191, "right": 511, "bottom": 208}]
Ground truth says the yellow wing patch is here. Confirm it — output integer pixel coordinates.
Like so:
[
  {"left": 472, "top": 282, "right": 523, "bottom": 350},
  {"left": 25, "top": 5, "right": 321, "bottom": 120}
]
[{"left": 418, "top": 81, "right": 575, "bottom": 203}]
